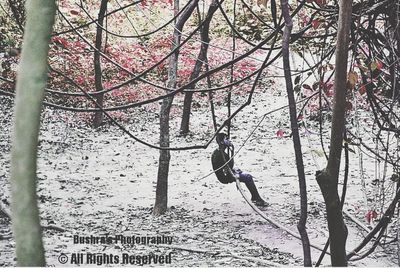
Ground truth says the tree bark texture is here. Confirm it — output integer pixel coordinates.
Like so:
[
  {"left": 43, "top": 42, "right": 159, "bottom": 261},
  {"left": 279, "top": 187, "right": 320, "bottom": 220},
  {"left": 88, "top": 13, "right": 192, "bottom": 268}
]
[
  {"left": 10, "top": 0, "right": 56, "bottom": 266},
  {"left": 93, "top": 0, "right": 107, "bottom": 128},
  {"left": 316, "top": 0, "right": 353, "bottom": 266},
  {"left": 154, "top": 0, "right": 199, "bottom": 216},
  {"left": 280, "top": 0, "right": 311, "bottom": 265},
  {"left": 180, "top": 0, "right": 219, "bottom": 135}
]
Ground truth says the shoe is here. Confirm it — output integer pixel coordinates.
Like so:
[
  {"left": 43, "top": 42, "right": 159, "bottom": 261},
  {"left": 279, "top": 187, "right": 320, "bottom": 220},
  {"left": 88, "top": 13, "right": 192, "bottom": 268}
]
[{"left": 251, "top": 198, "right": 269, "bottom": 207}]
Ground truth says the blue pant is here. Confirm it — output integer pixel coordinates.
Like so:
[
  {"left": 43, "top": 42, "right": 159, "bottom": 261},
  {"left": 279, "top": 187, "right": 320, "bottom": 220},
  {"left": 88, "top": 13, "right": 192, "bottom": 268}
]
[{"left": 233, "top": 168, "right": 254, "bottom": 183}]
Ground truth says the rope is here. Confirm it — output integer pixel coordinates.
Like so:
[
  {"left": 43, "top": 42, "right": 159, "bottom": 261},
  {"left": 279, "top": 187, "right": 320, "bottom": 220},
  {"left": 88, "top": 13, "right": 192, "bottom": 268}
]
[
  {"left": 234, "top": 176, "right": 329, "bottom": 254},
  {"left": 214, "top": 133, "right": 329, "bottom": 254},
  {"left": 197, "top": 92, "right": 319, "bottom": 181},
  {"left": 227, "top": 0, "right": 236, "bottom": 140}
]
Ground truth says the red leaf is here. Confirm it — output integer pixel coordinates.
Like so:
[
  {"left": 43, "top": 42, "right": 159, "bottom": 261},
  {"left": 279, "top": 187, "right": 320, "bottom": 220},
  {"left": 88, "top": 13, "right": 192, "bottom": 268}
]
[
  {"left": 52, "top": 36, "right": 68, "bottom": 48},
  {"left": 276, "top": 129, "right": 284, "bottom": 138},
  {"left": 376, "top": 60, "right": 383, "bottom": 70},
  {"left": 311, "top": 19, "right": 322, "bottom": 29},
  {"left": 70, "top": 10, "right": 79, "bottom": 15},
  {"left": 76, "top": 75, "right": 85, "bottom": 85},
  {"left": 359, "top": 85, "right": 366, "bottom": 95},
  {"left": 370, "top": 60, "right": 383, "bottom": 71},
  {"left": 365, "top": 210, "right": 378, "bottom": 223},
  {"left": 325, "top": 88, "right": 334, "bottom": 97},
  {"left": 314, "top": 0, "right": 326, "bottom": 6}
]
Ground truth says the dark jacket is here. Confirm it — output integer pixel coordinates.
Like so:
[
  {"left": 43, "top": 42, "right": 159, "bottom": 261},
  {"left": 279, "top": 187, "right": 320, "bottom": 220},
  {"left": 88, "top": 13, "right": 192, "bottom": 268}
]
[{"left": 211, "top": 149, "right": 235, "bottom": 184}]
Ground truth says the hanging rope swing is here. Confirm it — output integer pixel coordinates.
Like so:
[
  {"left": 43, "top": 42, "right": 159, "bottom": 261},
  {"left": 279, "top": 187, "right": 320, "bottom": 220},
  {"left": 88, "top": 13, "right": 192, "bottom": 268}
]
[{"left": 211, "top": 133, "right": 268, "bottom": 206}]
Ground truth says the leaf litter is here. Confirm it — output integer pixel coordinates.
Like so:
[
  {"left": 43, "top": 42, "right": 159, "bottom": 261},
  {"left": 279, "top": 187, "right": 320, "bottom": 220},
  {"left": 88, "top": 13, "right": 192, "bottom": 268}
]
[{"left": 0, "top": 63, "right": 398, "bottom": 266}]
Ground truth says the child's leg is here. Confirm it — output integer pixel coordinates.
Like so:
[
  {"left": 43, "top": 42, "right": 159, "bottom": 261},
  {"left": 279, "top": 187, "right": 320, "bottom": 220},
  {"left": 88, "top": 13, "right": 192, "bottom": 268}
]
[{"left": 234, "top": 170, "right": 268, "bottom": 206}]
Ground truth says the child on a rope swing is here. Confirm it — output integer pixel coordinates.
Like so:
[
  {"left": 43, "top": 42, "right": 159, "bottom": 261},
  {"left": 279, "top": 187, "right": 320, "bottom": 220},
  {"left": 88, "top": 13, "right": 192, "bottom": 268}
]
[{"left": 211, "top": 133, "right": 268, "bottom": 207}]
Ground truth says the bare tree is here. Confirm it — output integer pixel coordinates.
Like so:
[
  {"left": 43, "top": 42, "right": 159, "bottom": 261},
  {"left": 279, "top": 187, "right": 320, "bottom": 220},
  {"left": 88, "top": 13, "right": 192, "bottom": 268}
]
[
  {"left": 153, "top": 0, "right": 199, "bottom": 216},
  {"left": 280, "top": 0, "right": 311, "bottom": 265},
  {"left": 180, "top": 0, "right": 219, "bottom": 135},
  {"left": 93, "top": 0, "right": 108, "bottom": 128},
  {"left": 316, "top": 0, "right": 353, "bottom": 266},
  {"left": 10, "top": 0, "right": 56, "bottom": 265}
]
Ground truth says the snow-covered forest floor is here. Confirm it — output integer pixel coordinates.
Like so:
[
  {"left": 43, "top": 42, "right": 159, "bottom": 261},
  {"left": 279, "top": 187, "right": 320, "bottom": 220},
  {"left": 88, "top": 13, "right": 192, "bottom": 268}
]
[{"left": 0, "top": 66, "right": 398, "bottom": 266}]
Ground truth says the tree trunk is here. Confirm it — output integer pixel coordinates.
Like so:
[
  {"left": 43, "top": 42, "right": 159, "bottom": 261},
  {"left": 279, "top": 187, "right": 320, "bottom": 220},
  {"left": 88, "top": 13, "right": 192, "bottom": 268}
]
[
  {"left": 387, "top": 0, "right": 399, "bottom": 99},
  {"left": 393, "top": 0, "right": 399, "bottom": 99},
  {"left": 93, "top": 0, "right": 107, "bottom": 128},
  {"left": 153, "top": 0, "right": 198, "bottom": 216},
  {"left": 316, "top": 0, "right": 352, "bottom": 266},
  {"left": 10, "top": 0, "right": 56, "bottom": 266},
  {"left": 396, "top": 2, "right": 400, "bottom": 99},
  {"left": 180, "top": 0, "right": 218, "bottom": 135},
  {"left": 280, "top": 0, "right": 311, "bottom": 265}
]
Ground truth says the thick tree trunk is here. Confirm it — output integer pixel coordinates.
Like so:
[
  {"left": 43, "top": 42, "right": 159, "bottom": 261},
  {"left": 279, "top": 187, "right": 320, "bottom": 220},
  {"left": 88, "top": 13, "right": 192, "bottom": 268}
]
[
  {"left": 10, "top": 0, "right": 56, "bottom": 266},
  {"left": 316, "top": 0, "right": 352, "bottom": 266},
  {"left": 280, "top": 0, "right": 311, "bottom": 265},
  {"left": 93, "top": 0, "right": 107, "bottom": 128},
  {"left": 153, "top": 0, "right": 198, "bottom": 216},
  {"left": 180, "top": 0, "right": 218, "bottom": 135},
  {"left": 316, "top": 171, "right": 348, "bottom": 265}
]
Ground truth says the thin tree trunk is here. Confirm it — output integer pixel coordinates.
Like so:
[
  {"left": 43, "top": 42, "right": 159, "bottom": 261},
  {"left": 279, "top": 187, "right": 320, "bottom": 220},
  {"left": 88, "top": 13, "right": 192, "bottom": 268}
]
[
  {"left": 180, "top": 0, "right": 219, "bottom": 135},
  {"left": 10, "top": 0, "right": 56, "bottom": 266},
  {"left": 387, "top": 0, "right": 400, "bottom": 99},
  {"left": 393, "top": 0, "right": 399, "bottom": 99},
  {"left": 280, "top": 0, "right": 311, "bottom": 265},
  {"left": 316, "top": 0, "right": 353, "bottom": 266},
  {"left": 93, "top": 0, "right": 107, "bottom": 128},
  {"left": 154, "top": 0, "right": 198, "bottom": 216}
]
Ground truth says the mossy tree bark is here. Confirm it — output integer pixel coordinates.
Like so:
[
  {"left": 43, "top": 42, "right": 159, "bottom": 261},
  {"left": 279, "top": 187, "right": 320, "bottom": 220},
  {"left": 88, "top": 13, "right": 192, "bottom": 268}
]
[
  {"left": 10, "top": 0, "right": 56, "bottom": 266},
  {"left": 316, "top": 0, "right": 353, "bottom": 266}
]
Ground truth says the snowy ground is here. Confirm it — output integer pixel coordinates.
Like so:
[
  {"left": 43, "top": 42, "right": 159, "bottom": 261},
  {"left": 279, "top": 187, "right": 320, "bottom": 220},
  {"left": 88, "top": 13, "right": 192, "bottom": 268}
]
[{"left": 0, "top": 67, "right": 398, "bottom": 266}]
